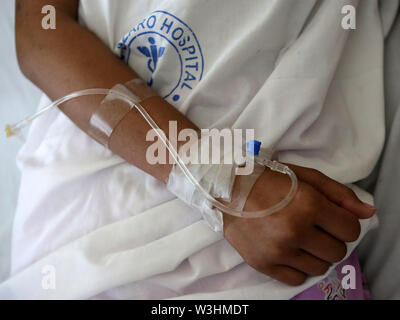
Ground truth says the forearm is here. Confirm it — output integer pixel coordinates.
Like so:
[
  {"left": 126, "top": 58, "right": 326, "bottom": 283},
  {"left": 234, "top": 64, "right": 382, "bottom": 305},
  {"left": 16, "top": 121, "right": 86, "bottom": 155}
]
[{"left": 15, "top": 0, "right": 198, "bottom": 182}]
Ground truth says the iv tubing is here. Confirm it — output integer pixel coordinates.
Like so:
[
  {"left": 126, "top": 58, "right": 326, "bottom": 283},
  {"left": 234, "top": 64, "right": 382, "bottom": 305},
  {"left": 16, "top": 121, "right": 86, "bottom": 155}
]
[{"left": 5, "top": 88, "right": 298, "bottom": 218}]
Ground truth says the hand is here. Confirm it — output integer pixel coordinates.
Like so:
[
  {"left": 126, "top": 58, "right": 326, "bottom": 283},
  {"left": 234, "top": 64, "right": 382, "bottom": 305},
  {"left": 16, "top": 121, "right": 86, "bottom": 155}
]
[{"left": 223, "top": 164, "right": 376, "bottom": 286}]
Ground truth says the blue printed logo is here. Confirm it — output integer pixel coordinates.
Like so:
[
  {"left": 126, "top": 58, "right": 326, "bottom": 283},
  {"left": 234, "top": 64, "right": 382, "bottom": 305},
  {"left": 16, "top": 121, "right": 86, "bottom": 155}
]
[
  {"left": 117, "top": 11, "right": 204, "bottom": 104},
  {"left": 136, "top": 37, "right": 165, "bottom": 86}
]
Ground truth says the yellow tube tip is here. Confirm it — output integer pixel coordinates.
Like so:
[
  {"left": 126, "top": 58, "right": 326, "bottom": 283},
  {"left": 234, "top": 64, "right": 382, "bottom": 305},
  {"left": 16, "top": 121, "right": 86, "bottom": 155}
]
[{"left": 5, "top": 125, "right": 15, "bottom": 138}]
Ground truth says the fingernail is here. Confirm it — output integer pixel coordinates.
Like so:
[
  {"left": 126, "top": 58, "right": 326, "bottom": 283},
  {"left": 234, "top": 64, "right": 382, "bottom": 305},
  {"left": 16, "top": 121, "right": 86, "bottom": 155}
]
[{"left": 363, "top": 202, "right": 376, "bottom": 211}]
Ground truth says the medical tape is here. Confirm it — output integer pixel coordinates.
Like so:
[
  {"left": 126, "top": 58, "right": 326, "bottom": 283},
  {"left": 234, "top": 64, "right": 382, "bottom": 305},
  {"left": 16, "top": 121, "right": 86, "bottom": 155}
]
[
  {"left": 88, "top": 78, "right": 156, "bottom": 147},
  {"left": 167, "top": 134, "right": 264, "bottom": 232}
]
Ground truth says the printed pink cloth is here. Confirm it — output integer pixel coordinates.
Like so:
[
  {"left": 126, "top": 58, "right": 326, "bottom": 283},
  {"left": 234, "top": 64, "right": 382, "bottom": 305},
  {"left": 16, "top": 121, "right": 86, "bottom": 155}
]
[{"left": 292, "top": 250, "right": 370, "bottom": 300}]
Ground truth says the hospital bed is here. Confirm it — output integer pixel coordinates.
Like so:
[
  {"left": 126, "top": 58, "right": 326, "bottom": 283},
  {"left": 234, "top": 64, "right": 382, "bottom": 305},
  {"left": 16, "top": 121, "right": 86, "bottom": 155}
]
[{"left": 0, "top": 0, "right": 399, "bottom": 299}]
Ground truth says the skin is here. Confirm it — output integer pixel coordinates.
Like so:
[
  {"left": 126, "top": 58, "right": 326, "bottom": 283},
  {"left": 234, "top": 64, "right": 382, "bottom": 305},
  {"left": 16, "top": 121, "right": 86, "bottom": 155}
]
[{"left": 15, "top": 0, "right": 376, "bottom": 286}]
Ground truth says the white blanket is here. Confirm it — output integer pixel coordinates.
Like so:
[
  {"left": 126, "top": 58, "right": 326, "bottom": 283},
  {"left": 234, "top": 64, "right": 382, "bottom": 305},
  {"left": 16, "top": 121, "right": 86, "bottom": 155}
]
[
  {"left": 0, "top": 0, "right": 41, "bottom": 282},
  {"left": 0, "top": 0, "right": 384, "bottom": 299}
]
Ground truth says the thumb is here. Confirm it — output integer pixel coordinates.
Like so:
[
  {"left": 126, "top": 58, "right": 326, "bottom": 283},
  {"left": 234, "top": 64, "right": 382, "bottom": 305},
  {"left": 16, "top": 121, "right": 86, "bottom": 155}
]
[{"left": 289, "top": 164, "right": 376, "bottom": 219}]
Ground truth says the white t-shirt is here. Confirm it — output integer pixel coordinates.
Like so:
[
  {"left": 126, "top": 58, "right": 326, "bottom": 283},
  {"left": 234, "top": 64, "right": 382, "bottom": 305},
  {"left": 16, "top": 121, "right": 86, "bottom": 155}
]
[
  {"left": 79, "top": 0, "right": 384, "bottom": 182},
  {"left": 4, "top": 0, "right": 383, "bottom": 299}
]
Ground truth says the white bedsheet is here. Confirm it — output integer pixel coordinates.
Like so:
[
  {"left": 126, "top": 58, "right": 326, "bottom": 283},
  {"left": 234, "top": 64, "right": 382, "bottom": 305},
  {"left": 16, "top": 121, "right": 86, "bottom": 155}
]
[{"left": 0, "top": 0, "right": 41, "bottom": 282}]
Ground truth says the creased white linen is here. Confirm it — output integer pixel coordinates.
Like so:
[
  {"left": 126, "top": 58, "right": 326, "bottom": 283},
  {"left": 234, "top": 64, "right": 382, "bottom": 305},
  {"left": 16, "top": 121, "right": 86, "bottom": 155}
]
[
  {"left": 0, "top": 189, "right": 377, "bottom": 300},
  {"left": 1, "top": 0, "right": 384, "bottom": 299}
]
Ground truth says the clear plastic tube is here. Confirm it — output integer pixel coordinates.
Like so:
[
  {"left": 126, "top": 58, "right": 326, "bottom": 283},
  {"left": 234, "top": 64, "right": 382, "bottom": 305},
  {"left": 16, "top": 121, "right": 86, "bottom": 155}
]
[{"left": 5, "top": 88, "right": 298, "bottom": 219}]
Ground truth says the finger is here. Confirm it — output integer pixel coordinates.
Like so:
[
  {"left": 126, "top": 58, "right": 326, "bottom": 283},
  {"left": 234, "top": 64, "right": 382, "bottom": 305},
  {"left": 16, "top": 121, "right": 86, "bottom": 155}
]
[
  {"left": 290, "top": 165, "right": 376, "bottom": 219},
  {"left": 282, "top": 249, "right": 331, "bottom": 277},
  {"left": 301, "top": 228, "right": 347, "bottom": 263},
  {"left": 315, "top": 200, "right": 361, "bottom": 242},
  {"left": 266, "top": 265, "right": 308, "bottom": 286}
]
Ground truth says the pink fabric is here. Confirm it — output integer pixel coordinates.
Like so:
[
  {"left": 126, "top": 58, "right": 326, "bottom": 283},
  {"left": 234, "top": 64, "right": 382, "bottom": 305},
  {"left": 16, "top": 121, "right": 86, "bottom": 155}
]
[{"left": 292, "top": 250, "right": 370, "bottom": 300}]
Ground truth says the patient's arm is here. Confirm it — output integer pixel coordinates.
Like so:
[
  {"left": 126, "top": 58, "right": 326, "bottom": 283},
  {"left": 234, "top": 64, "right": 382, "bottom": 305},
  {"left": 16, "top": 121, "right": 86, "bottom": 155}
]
[
  {"left": 15, "top": 0, "right": 375, "bottom": 286},
  {"left": 15, "top": 0, "right": 198, "bottom": 183}
]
